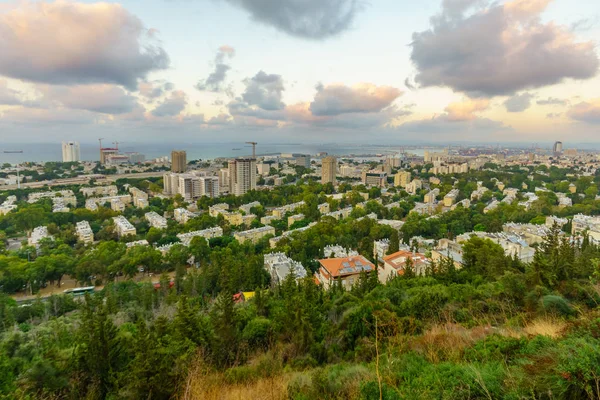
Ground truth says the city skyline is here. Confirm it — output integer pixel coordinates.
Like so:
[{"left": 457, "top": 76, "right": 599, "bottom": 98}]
[{"left": 0, "top": 0, "right": 599, "bottom": 144}]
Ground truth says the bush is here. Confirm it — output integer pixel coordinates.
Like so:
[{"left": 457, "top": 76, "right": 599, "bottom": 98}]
[{"left": 540, "top": 295, "right": 575, "bottom": 317}]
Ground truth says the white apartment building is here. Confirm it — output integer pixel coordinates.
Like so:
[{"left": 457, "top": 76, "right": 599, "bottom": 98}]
[
  {"left": 113, "top": 216, "right": 136, "bottom": 238},
  {"left": 145, "top": 211, "right": 167, "bottom": 229},
  {"left": 572, "top": 214, "right": 600, "bottom": 242},
  {"left": 264, "top": 253, "right": 307, "bottom": 284},
  {"left": 234, "top": 226, "right": 275, "bottom": 244},
  {"left": 174, "top": 208, "right": 195, "bottom": 223},
  {"left": 28, "top": 190, "right": 76, "bottom": 206},
  {"left": 129, "top": 187, "right": 149, "bottom": 208},
  {"left": 76, "top": 221, "right": 94, "bottom": 244},
  {"left": 80, "top": 186, "right": 118, "bottom": 197},
  {"left": 29, "top": 226, "right": 52, "bottom": 246},
  {"left": 177, "top": 227, "right": 224, "bottom": 246},
  {"left": 62, "top": 141, "right": 80, "bottom": 162},
  {"left": 240, "top": 201, "right": 261, "bottom": 214},
  {"left": 0, "top": 196, "right": 17, "bottom": 215}
]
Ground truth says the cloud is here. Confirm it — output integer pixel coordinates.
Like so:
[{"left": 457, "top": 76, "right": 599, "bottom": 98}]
[
  {"left": 444, "top": 98, "right": 490, "bottom": 121},
  {"left": 404, "top": 77, "right": 416, "bottom": 90},
  {"left": 537, "top": 97, "right": 568, "bottom": 106},
  {"left": 546, "top": 112, "right": 562, "bottom": 119},
  {"left": 568, "top": 100, "right": 600, "bottom": 124},
  {"left": 410, "top": 0, "right": 599, "bottom": 96},
  {"left": 0, "top": 80, "right": 22, "bottom": 105},
  {"left": 151, "top": 90, "right": 187, "bottom": 117},
  {"left": 241, "top": 71, "right": 285, "bottom": 110},
  {"left": 0, "top": 1, "right": 169, "bottom": 89},
  {"left": 309, "top": 83, "right": 402, "bottom": 116},
  {"left": 195, "top": 45, "right": 236, "bottom": 93},
  {"left": 39, "top": 85, "right": 140, "bottom": 114},
  {"left": 504, "top": 93, "right": 534, "bottom": 113},
  {"left": 139, "top": 81, "right": 174, "bottom": 99},
  {"left": 222, "top": 0, "right": 364, "bottom": 39}
]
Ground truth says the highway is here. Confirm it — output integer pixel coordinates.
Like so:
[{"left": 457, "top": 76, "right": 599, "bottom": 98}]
[{"left": 0, "top": 171, "right": 166, "bottom": 191}]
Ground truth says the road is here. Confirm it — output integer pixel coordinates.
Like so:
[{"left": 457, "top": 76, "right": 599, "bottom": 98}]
[{"left": 0, "top": 171, "right": 166, "bottom": 191}]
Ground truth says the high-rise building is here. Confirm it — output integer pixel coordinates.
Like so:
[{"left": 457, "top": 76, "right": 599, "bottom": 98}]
[
  {"left": 229, "top": 158, "right": 256, "bottom": 196},
  {"left": 62, "top": 141, "right": 80, "bottom": 162},
  {"left": 171, "top": 150, "right": 187, "bottom": 173},
  {"left": 553, "top": 141, "right": 563, "bottom": 156},
  {"left": 321, "top": 156, "right": 337, "bottom": 185},
  {"left": 394, "top": 171, "right": 411, "bottom": 188}
]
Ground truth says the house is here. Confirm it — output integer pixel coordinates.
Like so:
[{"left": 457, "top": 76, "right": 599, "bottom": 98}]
[
  {"left": 379, "top": 250, "right": 430, "bottom": 282},
  {"left": 315, "top": 255, "right": 375, "bottom": 290}
]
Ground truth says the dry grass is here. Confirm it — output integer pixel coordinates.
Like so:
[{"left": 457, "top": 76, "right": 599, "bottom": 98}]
[
  {"left": 181, "top": 372, "right": 290, "bottom": 400},
  {"left": 179, "top": 355, "right": 291, "bottom": 400},
  {"left": 522, "top": 318, "right": 567, "bottom": 339}
]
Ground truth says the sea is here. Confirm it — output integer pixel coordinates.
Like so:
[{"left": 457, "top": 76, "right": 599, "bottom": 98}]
[{"left": 0, "top": 142, "right": 429, "bottom": 164}]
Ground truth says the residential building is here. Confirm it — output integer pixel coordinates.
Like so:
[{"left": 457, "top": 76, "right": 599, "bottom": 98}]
[
  {"left": 29, "top": 226, "right": 52, "bottom": 246},
  {"left": 261, "top": 215, "right": 280, "bottom": 225},
  {"left": 126, "top": 240, "right": 149, "bottom": 248},
  {"left": 239, "top": 201, "right": 261, "bottom": 214},
  {"left": 113, "top": 216, "right": 136, "bottom": 238},
  {"left": 229, "top": 158, "right": 257, "bottom": 196},
  {"left": 457, "top": 231, "right": 535, "bottom": 262},
  {"left": 379, "top": 250, "right": 431, "bottom": 282},
  {"left": 321, "top": 156, "right": 337, "bottom": 185},
  {"left": 62, "top": 141, "right": 80, "bottom": 162},
  {"left": 177, "top": 227, "right": 224, "bottom": 246},
  {"left": 0, "top": 196, "right": 17, "bottom": 215},
  {"left": 264, "top": 253, "right": 308, "bottom": 284},
  {"left": 145, "top": 211, "right": 167, "bottom": 229},
  {"left": 218, "top": 168, "right": 230, "bottom": 193},
  {"left": 318, "top": 203, "right": 330, "bottom": 214},
  {"left": 424, "top": 189, "right": 440, "bottom": 204},
  {"left": 315, "top": 255, "right": 375, "bottom": 290},
  {"left": 451, "top": 198, "right": 471, "bottom": 210},
  {"left": 129, "top": 187, "right": 149, "bottom": 208},
  {"left": 111, "top": 198, "right": 126, "bottom": 212},
  {"left": 76, "top": 221, "right": 94, "bottom": 244},
  {"left": 373, "top": 239, "right": 390, "bottom": 260},
  {"left": 163, "top": 172, "right": 180, "bottom": 195},
  {"left": 443, "top": 189, "right": 459, "bottom": 207},
  {"left": 323, "top": 245, "right": 358, "bottom": 259},
  {"left": 272, "top": 201, "right": 305, "bottom": 218},
  {"left": 394, "top": 171, "right": 411, "bottom": 188},
  {"left": 470, "top": 183, "right": 489, "bottom": 201},
  {"left": 174, "top": 208, "right": 195, "bottom": 223},
  {"left": 234, "top": 226, "right": 276, "bottom": 244},
  {"left": 80, "top": 185, "right": 118, "bottom": 197},
  {"left": 572, "top": 214, "right": 600, "bottom": 242},
  {"left": 287, "top": 214, "right": 305, "bottom": 227},
  {"left": 171, "top": 150, "right": 187, "bottom": 173},
  {"left": 405, "top": 179, "right": 423, "bottom": 195}
]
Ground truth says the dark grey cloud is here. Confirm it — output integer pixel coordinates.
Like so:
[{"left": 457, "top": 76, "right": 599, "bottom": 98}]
[
  {"left": 139, "top": 81, "right": 175, "bottom": 99},
  {"left": 410, "top": 0, "right": 599, "bottom": 96},
  {"left": 223, "top": 0, "right": 364, "bottom": 39},
  {"left": 568, "top": 100, "right": 600, "bottom": 124},
  {"left": 537, "top": 97, "right": 568, "bottom": 106},
  {"left": 195, "top": 46, "right": 235, "bottom": 93},
  {"left": 151, "top": 90, "right": 187, "bottom": 117},
  {"left": 309, "top": 83, "right": 402, "bottom": 116},
  {"left": 404, "top": 78, "right": 416, "bottom": 90},
  {"left": 241, "top": 71, "right": 285, "bottom": 110},
  {"left": 0, "top": 2, "right": 169, "bottom": 89},
  {"left": 504, "top": 93, "right": 534, "bottom": 113}
]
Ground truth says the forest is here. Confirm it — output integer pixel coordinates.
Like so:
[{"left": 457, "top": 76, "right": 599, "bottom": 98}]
[{"left": 1, "top": 223, "right": 600, "bottom": 399}]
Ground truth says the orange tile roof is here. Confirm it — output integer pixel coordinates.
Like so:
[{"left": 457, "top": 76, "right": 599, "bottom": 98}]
[
  {"left": 383, "top": 250, "right": 428, "bottom": 271},
  {"left": 318, "top": 255, "right": 375, "bottom": 278}
]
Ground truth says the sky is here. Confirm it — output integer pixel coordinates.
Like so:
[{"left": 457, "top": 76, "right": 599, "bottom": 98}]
[{"left": 0, "top": 0, "right": 599, "bottom": 146}]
